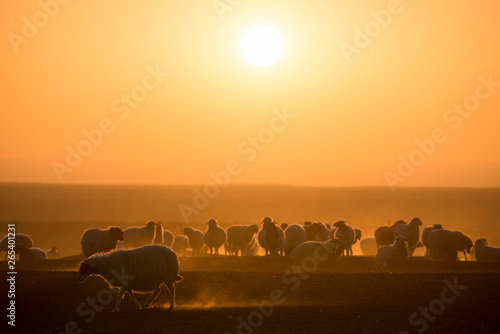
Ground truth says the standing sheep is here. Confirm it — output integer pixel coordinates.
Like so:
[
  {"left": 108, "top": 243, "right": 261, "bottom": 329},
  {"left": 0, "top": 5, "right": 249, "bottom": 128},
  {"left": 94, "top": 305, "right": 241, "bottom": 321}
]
[
  {"left": 333, "top": 221, "right": 359, "bottom": 256},
  {"left": 359, "top": 238, "right": 377, "bottom": 256},
  {"left": 422, "top": 224, "right": 444, "bottom": 258},
  {"left": 374, "top": 220, "right": 406, "bottom": 247},
  {"left": 153, "top": 223, "right": 164, "bottom": 245},
  {"left": 163, "top": 230, "right": 174, "bottom": 248},
  {"left": 283, "top": 224, "right": 306, "bottom": 256},
  {"left": 46, "top": 246, "right": 61, "bottom": 259},
  {"left": 376, "top": 236, "right": 409, "bottom": 262},
  {"left": 290, "top": 238, "right": 345, "bottom": 261},
  {"left": 171, "top": 235, "right": 189, "bottom": 257},
  {"left": 183, "top": 227, "right": 204, "bottom": 257},
  {"left": 393, "top": 217, "right": 423, "bottom": 256},
  {"left": 77, "top": 245, "right": 183, "bottom": 312},
  {"left": 81, "top": 226, "right": 124, "bottom": 258},
  {"left": 258, "top": 217, "right": 284, "bottom": 258},
  {"left": 203, "top": 219, "right": 227, "bottom": 256},
  {"left": 428, "top": 229, "right": 473, "bottom": 261},
  {"left": 226, "top": 225, "right": 259, "bottom": 256},
  {"left": 473, "top": 239, "right": 500, "bottom": 262},
  {"left": 123, "top": 221, "right": 157, "bottom": 249}
]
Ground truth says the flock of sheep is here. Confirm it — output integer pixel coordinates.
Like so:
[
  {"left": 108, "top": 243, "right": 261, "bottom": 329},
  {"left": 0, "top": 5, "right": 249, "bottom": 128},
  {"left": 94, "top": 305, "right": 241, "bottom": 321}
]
[{"left": 2, "top": 217, "right": 500, "bottom": 312}]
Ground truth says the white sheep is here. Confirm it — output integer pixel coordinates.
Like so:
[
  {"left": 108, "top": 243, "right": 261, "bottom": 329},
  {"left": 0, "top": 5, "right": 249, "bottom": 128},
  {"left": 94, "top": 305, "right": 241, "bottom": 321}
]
[
  {"left": 359, "top": 237, "right": 377, "bottom": 256},
  {"left": 163, "top": 230, "right": 174, "bottom": 248},
  {"left": 258, "top": 217, "right": 284, "bottom": 258},
  {"left": 153, "top": 223, "right": 164, "bottom": 245},
  {"left": 393, "top": 217, "right": 423, "bottom": 256},
  {"left": 226, "top": 224, "right": 259, "bottom": 256},
  {"left": 333, "top": 221, "right": 359, "bottom": 256},
  {"left": 0, "top": 233, "right": 33, "bottom": 252},
  {"left": 81, "top": 226, "right": 124, "bottom": 258},
  {"left": 46, "top": 246, "right": 61, "bottom": 259},
  {"left": 283, "top": 224, "right": 306, "bottom": 256},
  {"left": 183, "top": 227, "right": 204, "bottom": 257},
  {"left": 203, "top": 219, "right": 227, "bottom": 256},
  {"left": 473, "top": 239, "right": 500, "bottom": 262},
  {"left": 421, "top": 224, "right": 443, "bottom": 258},
  {"left": 77, "top": 245, "right": 183, "bottom": 312},
  {"left": 123, "top": 221, "right": 157, "bottom": 249},
  {"left": 290, "top": 238, "right": 345, "bottom": 261},
  {"left": 376, "top": 236, "right": 409, "bottom": 262},
  {"left": 17, "top": 245, "right": 47, "bottom": 261},
  {"left": 428, "top": 229, "right": 473, "bottom": 261},
  {"left": 171, "top": 235, "right": 189, "bottom": 257}
]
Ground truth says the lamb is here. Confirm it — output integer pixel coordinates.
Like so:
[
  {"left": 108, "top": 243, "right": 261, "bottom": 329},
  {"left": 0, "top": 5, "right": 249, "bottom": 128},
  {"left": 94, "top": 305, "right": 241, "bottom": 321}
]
[
  {"left": 428, "top": 229, "right": 473, "bottom": 261},
  {"left": 123, "top": 221, "right": 157, "bottom": 249},
  {"left": 81, "top": 226, "right": 124, "bottom": 258},
  {"left": 163, "top": 230, "right": 174, "bottom": 248},
  {"left": 376, "top": 236, "right": 409, "bottom": 262},
  {"left": 0, "top": 233, "right": 33, "bottom": 252},
  {"left": 422, "top": 224, "right": 444, "bottom": 258},
  {"left": 374, "top": 220, "right": 406, "bottom": 247},
  {"left": 283, "top": 224, "right": 306, "bottom": 256},
  {"left": 153, "top": 223, "right": 164, "bottom": 245},
  {"left": 226, "top": 224, "right": 259, "bottom": 256},
  {"left": 183, "top": 227, "right": 204, "bottom": 257},
  {"left": 171, "top": 235, "right": 189, "bottom": 257},
  {"left": 290, "top": 238, "right": 345, "bottom": 261},
  {"left": 393, "top": 217, "right": 423, "bottom": 256},
  {"left": 473, "top": 239, "right": 500, "bottom": 262},
  {"left": 77, "top": 245, "right": 183, "bottom": 312},
  {"left": 258, "top": 217, "right": 284, "bottom": 258},
  {"left": 333, "top": 221, "right": 360, "bottom": 256},
  {"left": 46, "top": 246, "right": 61, "bottom": 259},
  {"left": 203, "top": 219, "right": 227, "bottom": 256},
  {"left": 16, "top": 245, "right": 47, "bottom": 261},
  {"left": 359, "top": 238, "right": 377, "bottom": 256}
]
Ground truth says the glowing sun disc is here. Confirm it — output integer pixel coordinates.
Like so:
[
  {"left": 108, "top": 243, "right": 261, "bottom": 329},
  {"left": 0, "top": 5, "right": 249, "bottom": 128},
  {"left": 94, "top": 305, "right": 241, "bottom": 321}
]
[{"left": 240, "top": 25, "right": 284, "bottom": 67}]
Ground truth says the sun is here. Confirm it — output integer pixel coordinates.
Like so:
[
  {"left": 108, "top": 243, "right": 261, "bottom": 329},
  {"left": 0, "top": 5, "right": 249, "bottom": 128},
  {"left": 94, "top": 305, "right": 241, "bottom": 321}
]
[{"left": 240, "top": 25, "right": 284, "bottom": 67}]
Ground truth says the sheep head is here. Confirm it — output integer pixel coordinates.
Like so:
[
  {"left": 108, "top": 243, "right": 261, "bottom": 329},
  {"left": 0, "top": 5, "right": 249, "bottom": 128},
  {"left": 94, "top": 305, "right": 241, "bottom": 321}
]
[
  {"left": 146, "top": 221, "right": 156, "bottom": 231},
  {"left": 432, "top": 224, "right": 443, "bottom": 230},
  {"left": 409, "top": 217, "right": 423, "bottom": 226},
  {"left": 304, "top": 221, "right": 312, "bottom": 226},
  {"left": 261, "top": 217, "right": 273, "bottom": 225},
  {"left": 463, "top": 236, "right": 473, "bottom": 254},
  {"left": 183, "top": 227, "right": 194, "bottom": 235},
  {"left": 78, "top": 258, "right": 97, "bottom": 282},
  {"left": 207, "top": 219, "right": 218, "bottom": 230},
  {"left": 394, "top": 236, "right": 407, "bottom": 247},
  {"left": 280, "top": 223, "right": 289, "bottom": 231},
  {"left": 333, "top": 220, "right": 346, "bottom": 228},
  {"left": 355, "top": 229, "right": 362, "bottom": 241},
  {"left": 108, "top": 227, "right": 124, "bottom": 241},
  {"left": 475, "top": 238, "right": 488, "bottom": 246},
  {"left": 248, "top": 224, "right": 259, "bottom": 235}
]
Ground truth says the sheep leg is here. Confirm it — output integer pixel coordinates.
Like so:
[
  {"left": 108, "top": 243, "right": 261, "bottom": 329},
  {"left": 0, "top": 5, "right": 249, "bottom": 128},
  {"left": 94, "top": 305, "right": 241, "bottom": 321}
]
[
  {"left": 144, "top": 288, "right": 162, "bottom": 309},
  {"left": 463, "top": 251, "right": 468, "bottom": 261},
  {"left": 112, "top": 287, "right": 127, "bottom": 313},
  {"left": 165, "top": 282, "right": 176, "bottom": 310},
  {"left": 128, "top": 290, "right": 142, "bottom": 310}
]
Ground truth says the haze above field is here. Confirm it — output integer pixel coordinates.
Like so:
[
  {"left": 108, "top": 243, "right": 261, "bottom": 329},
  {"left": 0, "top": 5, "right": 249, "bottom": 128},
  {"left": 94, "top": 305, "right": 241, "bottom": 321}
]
[{"left": 1, "top": 1, "right": 499, "bottom": 187}]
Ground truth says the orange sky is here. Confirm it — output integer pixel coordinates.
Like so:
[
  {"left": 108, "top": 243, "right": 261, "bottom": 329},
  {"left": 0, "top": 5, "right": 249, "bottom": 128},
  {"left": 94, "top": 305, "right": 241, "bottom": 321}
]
[{"left": 1, "top": 0, "right": 499, "bottom": 187}]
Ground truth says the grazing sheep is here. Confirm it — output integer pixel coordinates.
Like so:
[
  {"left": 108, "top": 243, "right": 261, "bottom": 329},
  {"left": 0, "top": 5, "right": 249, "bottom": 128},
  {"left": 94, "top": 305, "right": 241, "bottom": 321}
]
[
  {"left": 171, "top": 235, "right": 189, "bottom": 257},
  {"left": 474, "top": 239, "right": 500, "bottom": 262},
  {"left": 283, "top": 224, "right": 306, "bottom": 256},
  {"left": 393, "top": 217, "right": 423, "bottom": 256},
  {"left": 304, "top": 222, "right": 329, "bottom": 241},
  {"left": 226, "top": 224, "right": 259, "bottom": 256},
  {"left": 81, "top": 226, "right": 124, "bottom": 258},
  {"left": 360, "top": 238, "right": 377, "bottom": 256},
  {"left": 422, "top": 224, "right": 444, "bottom": 258},
  {"left": 0, "top": 233, "right": 34, "bottom": 252},
  {"left": 77, "top": 245, "right": 183, "bottom": 312},
  {"left": 163, "top": 230, "right": 174, "bottom": 248},
  {"left": 428, "top": 229, "right": 473, "bottom": 261},
  {"left": 153, "top": 223, "right": 164, "bottom": 245},
  {"left": 333, "top": 221, "right": 360, "bottom": 256},
  {"left": 374, "top": 220, "right": 406, "bottom": 247},
  {"left": 123, "top": 221, "right": 157, "bottom": 249},
  {"left": 203, "top": 219, "right": 227, "bottom": 256},
  {"left": 46, "top": 246, "right": 61, "bottom": 259},
  {"left": 290, "top": 239, "right": 345, "bottom": 261},
  {"left": 183, "top": 227, "right": 204, "bottom": 257},
  {"left": 16, "top": 245, "right": 47, "bottom": 261},
  {"left": 258, "top": 217, "right": 284, "bottom": 258},
  {"left": 376, "top": 236, "right": 409, "bottom": 262}
]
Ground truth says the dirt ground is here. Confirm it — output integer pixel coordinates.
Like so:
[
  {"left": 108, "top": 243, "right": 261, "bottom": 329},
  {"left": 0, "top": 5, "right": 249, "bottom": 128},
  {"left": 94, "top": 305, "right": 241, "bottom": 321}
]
[{"left": 2, "top": 257, "right": 500, "bottom": 333}]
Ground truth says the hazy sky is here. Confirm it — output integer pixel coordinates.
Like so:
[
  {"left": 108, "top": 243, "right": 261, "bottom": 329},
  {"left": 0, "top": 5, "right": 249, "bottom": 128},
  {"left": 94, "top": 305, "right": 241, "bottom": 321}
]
[{"left": 1, "top": 0, "right": 499, "bottom": 187}]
